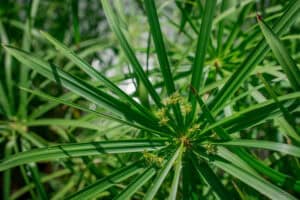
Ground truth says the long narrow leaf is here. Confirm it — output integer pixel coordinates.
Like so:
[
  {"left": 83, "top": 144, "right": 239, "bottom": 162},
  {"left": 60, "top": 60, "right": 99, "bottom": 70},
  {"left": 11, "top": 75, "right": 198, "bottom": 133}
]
[
  {"left": 114, "top": 167, "right": 156, "bottom": 200},
  {"left": 191, "top": 88, "right": 230, "bottom": 140},
  {"left": 168, "top": 147, "right": 183, "bottom": 200},
  {"left": 144, "top": 145, "right": 182, "bottom": 200},
  {"left": 4, "top": 46, "right": 161, "bottom": 130},
  {"left": 193, "top": 89, "right": 300, "bottom": 191},
  {"left": 213, "top": 160, "right": 297, "bottom": 200},
  {"left": 28, "top": 163, "right": 48, "bottom": 200},
  {"left": 209, "top": 0, "right": 300, "bottom": 113},
  {"left": 18, "top": 0, "right": 40, "bottom": 119},
  {"left": 101, "top": 0, "right": 161, "bottom": 106},
  {"left": 232, "top": 148, "right": 300, "bottom": 191},
  {"left": 257, "top": 15, "right": 300, "bottom": 90},
  {"left": 3, "top": 142, "right": 13, "bottom": 200},
  {"left": 200, "top": 92, "right": 300, "bottom": 136},
  {"left": 188, "top": 0, "right": 217, "bottom": 122},
  {"left": 0, "top": 83, "right": 11, "bottom": 118},
  {"left": 192, "top": 157, "right": 231, "bottom": 200},
  {"left": 40, "top": 31, "right": 156, "bottom": 121},
  {"left": 144, "top": 0, "right": 183, "bottom": 126},
  {"left": 0, "top": 139, "right": 168, "bottom": 171},
  {"left": 217, "top": 140, "right": 300, "bottom": 158},
  {"left": 21, "top": 87, "right": 171, "bottom": 137},
  {"left": 67, "top": 162, "right": 143, "bottom": 200}
]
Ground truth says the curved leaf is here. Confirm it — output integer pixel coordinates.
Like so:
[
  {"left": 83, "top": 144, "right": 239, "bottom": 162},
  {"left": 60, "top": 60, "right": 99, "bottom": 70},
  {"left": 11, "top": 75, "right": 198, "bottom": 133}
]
[
  {"left": 114, "top": 167, "right": 156, "bottom": 200},
  {"left": 217, "top": 139, "right": 300, "bottom": 157},
  {"left": 40, "top": 31, "right": 156, "bottom": 121},
  {"left": 188, "top": 0, "right": 217, "bottom": 122},
  {"left": 144, "top": 145, "right": 182, "bottom": 200},
  {"left": 144, "top": 0, "right": 183, "bottom": 126},
  {"left": 101, "top": 0, "right": 161, "bottom": 106},
  {"left": 0, "top": 139, "right": 168, "bottom": 171},
  {"left": 213, "top": 160, "right": 297, "bottom": 200},
  {"left": 67, "top": 162, "right": 143, "bottom": 200},
  {"left": 209, "top": 0, "right": 300, "bottom": 113},
  {"left": 257, "top": 16, "right": 300, "bottom": 90}
]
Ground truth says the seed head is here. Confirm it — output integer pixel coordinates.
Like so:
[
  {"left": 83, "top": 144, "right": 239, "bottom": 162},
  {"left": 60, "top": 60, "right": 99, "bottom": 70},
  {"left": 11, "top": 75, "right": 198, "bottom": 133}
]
[
  {"left": 155, "top": 107, "right": 167, "bottom": 118},
  {"left": 143, "top": 151, "right": 164, "bottom": 167},
  {"left": 163, "top": 91, "right": 182, "bottom": 106},
  {"left": 188, "top": 123, "right": 200, "bottom": 133},
  {"left": 181, "top": 102, "right": 192, "bottom": 115},
  {"left": 159, "top": 116, "right": 169, "bottom": 126},
  {"left": 204, "top": 144, "right": 217, "bottom": 155}
]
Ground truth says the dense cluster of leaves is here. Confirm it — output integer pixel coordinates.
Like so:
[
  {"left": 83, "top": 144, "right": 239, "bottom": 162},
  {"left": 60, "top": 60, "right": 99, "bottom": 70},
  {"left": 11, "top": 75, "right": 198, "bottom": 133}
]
[{"left": 0, "top": 0, "right": 300, "bottom": 199}]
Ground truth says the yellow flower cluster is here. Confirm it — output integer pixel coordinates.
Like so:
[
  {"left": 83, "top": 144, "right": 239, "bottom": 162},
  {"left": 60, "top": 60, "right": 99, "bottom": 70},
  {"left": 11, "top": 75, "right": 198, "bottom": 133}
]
[
  {"left": 143, "top": 151, "right": 164, "bottom": 167},
  {"left": 162, "top": 91, "right": 181, "bottom": 105},
  {"left": 155, "top": 107, "right": 169, "bottom": 126},
  {"left": 155, "top": 92, "right": 194, "bottom": 126},
  {"left": 204, "top": 144, "right": 217, "bottom": 155},
  {"left": 181, "top": 100, "right": 192, "bottom": 115},
  {"left": 155, "top": 107, "right": 166, "bottom": 118},
  {"left": 159, "top": 117, "right": 169, "bottom": 126},
  {"left": 188, "top": 123, "right": 200, "bottom": 134}
]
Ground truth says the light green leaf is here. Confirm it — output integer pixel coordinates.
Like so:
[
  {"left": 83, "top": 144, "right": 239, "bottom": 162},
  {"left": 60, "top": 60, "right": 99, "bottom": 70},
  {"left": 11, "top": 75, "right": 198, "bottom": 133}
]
[
  {"left": 0, "top": 139, "right": 168, "bottom": 171},
  {"left": 144, "top": 145, "right": 182, "bottom": 200},
  {"left": 213, "top": 160, "right": 297, "bottom": 200},
  {"left": 168, "top": 148, "right": 183, "bottom": 200},
  {"left": 144, "top": 0, "right": 183, "bottom": 126},
  {"left": 21, "top": 87, "right": 171, "bottom": 137},
  {"left": 101, "top": 0, "right": 161, "bottom": 106},
  {"left": 40, "top": 31, "right": 155, "bottom": 121},
  {"left": 24, "top": 119, "right": 107, "bottom": 131},
  {"left": 209, "top": 1, "right": 300, "bottom": 113},
  {"left": 4, "top": 46, "right": 163, "bottom": 131},
  {"left": 192, "top": 158, "right": 231, "bottom": 200},
  {"left": 114, "top": 167, "right": 156, "bottom": 200},
  {"left": 257, "top": 16, "right": 300, "bottom": 90},
  {"left": 67, "top": 162, "right": 143, "bottom": 200},
  {"left": 200, "top": 92, "right": 300, "bottom": 136},
  {"left": 217, "top": 139, "right": 300, "bottom": 157}
]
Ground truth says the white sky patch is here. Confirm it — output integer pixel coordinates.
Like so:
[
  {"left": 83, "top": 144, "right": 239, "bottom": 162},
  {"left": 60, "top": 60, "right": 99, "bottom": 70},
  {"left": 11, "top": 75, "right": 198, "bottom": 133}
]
[
  {"left": 119, "top": 79, "right": 136, "bottom": 94},
  {"left": 106, "top": 68, "right": 118, "bottom": 77},
  {"left": 91, "top": 59, "right": 101, "bottom": 71},
  {"left": 133, "top": 97, "right": 140, "bottom": 103}
]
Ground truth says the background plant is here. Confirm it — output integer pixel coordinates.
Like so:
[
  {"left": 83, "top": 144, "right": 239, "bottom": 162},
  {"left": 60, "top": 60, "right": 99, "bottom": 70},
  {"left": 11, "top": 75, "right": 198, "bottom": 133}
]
[{"left": 0, "top": 0, "right": 300, "bottom": 199}]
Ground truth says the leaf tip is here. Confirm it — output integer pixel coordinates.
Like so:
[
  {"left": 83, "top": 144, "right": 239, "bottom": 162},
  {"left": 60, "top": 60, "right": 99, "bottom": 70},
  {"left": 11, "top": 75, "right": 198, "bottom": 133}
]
[
  {"left": 1, "top": 44, "right": 13, "bottom": 52},
  {"left": 188, "top": 85, "right": 198, "bottom": 96},
  {"left": 39, "top": 30, "right": 48, "bottom": 38},
  {"left": 1, "top": 44, "right": 6, "bottom": 50},
  {"left": 256, "top": 13, "right": 262, "bottom": 22}
]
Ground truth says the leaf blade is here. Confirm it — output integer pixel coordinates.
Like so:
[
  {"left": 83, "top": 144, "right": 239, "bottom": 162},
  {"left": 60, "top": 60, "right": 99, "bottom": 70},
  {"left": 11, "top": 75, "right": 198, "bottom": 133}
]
[
  {"left": 144, "top": 145, "right": 182, "bottom": 200},
  {"left": 209, "top": 0, "right": 300, "bottom": 113},
  {"left": 114, "top": 167, "right": 156, "bottom": 200},
  {"left": 144, "top": 0, "right": 183, "bottom": 126},
  {"left": 4, "top": 46, "right": 165, "bottom": 131},
  {"left": 40, "top": 31, "right": 156, "bottom": 121},
  {"left": 257, "top": 15, "right": 300, "bottom": 90},
  {"left": 67, "top": 162, "right": 143, "bottom": 200},
  {"left": 213, "top": 160, "right": 297, "bottom": 200},
  {"left": 192, "top": 158, "right": 231, "bottom": 200},
  {"left": 188, "top": 0, "right": 217, "bottom": 122},
  {"left": 0, "top": 139, "right": 168, "bottom": 171},
  {"left": 101, "top": 0, "right": 161, "bottom": 106},
  {"left": 217, "top": 139, "right": 300, "bottom": 158}
]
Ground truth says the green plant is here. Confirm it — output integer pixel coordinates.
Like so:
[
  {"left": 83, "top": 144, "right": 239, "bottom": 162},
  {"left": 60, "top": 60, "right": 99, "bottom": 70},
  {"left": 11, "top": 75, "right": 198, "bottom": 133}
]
[{"left": 1, "top": 0, "right": 300, "bottom": 199}]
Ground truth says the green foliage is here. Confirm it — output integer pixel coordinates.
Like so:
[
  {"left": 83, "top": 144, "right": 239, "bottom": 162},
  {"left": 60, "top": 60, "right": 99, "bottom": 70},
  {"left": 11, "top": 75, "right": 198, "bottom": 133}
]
[{"left": 0, "top": 0, "right": 300, "bottom": 199}]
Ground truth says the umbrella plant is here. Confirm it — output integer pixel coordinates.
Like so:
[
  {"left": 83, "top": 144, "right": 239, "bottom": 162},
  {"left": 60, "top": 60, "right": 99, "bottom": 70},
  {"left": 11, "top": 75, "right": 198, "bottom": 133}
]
[{"left": 1, "top": 0, "right": 300, "bottom": 199}]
